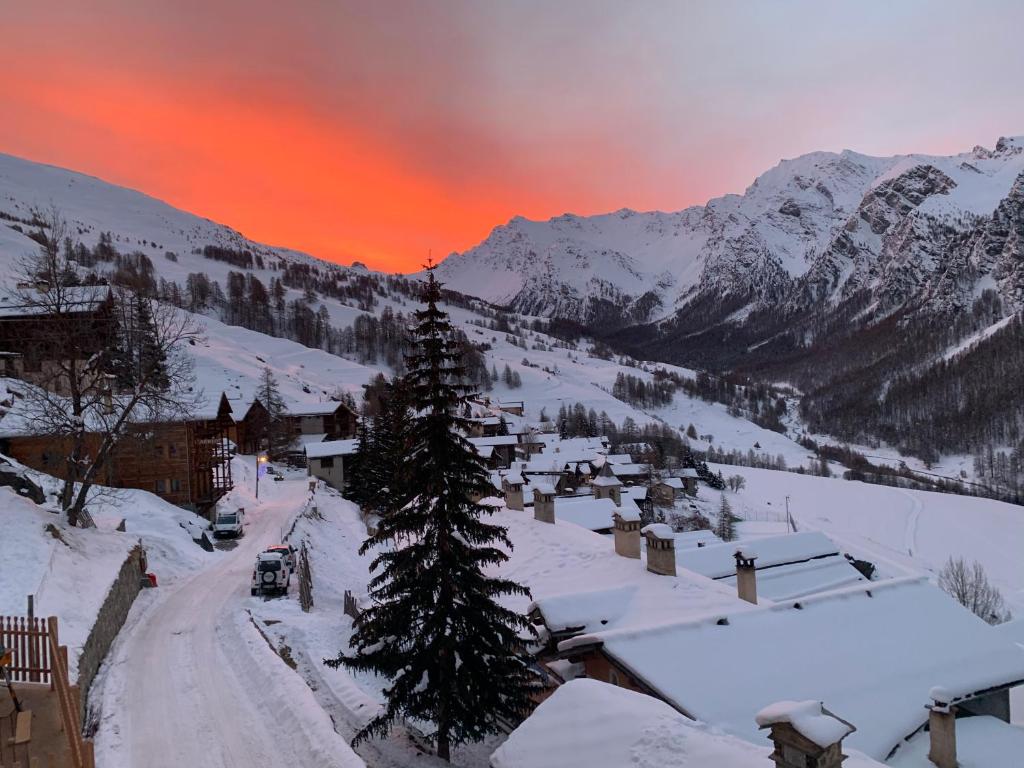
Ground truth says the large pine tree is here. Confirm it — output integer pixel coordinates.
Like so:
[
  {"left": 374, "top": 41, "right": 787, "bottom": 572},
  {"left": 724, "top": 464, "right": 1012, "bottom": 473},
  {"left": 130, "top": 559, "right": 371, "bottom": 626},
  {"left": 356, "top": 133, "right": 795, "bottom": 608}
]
[{"left": 328, "top": 267, "right": 539, "bottom": 760}]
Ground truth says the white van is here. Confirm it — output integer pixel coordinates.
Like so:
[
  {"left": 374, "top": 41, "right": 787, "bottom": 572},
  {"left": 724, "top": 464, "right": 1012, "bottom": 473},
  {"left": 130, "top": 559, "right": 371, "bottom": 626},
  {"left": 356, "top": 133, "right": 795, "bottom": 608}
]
[{"left": 212, "top": 508, "right": 245, "bottom": 538}]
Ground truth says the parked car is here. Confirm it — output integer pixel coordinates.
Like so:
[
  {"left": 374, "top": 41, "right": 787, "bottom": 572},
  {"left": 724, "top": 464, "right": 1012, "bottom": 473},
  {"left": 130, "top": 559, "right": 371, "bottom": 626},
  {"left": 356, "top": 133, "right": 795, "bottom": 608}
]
[
  {"left": 251, "top": 551, "right": 289, "bottom": 596},
  {"left": 212, "top": 508, "right": 245, "bottom": 538},
  {"left": 265, "top": 544, "right": 297, "bottom": 574}
]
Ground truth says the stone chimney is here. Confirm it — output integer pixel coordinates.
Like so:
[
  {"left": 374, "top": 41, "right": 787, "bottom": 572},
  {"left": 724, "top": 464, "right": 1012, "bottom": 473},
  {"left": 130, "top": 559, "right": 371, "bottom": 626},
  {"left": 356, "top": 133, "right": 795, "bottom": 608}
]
[
  {"left": 502, "top": 473, "right": 524, "bottom": 511},
  {"left": 735, "top": 549, "right": 758, "bottom": 605},
  {"left": 927, "top": 689, "right": 957, "bottom": 768},
  {"left": 756, "top": 700, "right": 855, "bottom": 768},
  {"left": 642, "top": 524, "right": 676, "bottom": 576},
  {"left": 592, "top": 464, "right": 622, "bottom": 507},
  {"left": 613, "top": 509, "right": 642, "bottom": 558},
  {"left": 533, "top": 485, "right": 555, "bottom": 524}
]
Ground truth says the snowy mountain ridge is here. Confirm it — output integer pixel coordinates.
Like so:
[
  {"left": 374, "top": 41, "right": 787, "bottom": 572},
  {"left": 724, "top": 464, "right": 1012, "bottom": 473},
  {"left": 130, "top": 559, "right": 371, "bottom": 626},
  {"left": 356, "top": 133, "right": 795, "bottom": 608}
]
[{"left": 435, "top": 136, "right": 1024, "bottom": 325}]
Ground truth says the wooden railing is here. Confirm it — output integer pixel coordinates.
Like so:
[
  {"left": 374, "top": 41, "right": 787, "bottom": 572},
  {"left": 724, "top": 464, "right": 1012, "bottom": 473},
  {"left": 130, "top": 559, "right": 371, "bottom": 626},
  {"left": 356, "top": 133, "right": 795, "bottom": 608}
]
[
  {"left": 0, "top": 616, "right": 51, "bottom": 684},
  {"left": 46, "top": 617, "right": 94, "bottom": 768}
]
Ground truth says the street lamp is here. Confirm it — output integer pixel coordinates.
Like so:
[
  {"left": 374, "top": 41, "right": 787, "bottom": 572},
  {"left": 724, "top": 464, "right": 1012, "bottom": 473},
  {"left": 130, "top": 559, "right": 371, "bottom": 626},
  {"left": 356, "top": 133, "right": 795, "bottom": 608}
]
[{"left": 256, "top": 452, "right": 269, "bottom": 499}]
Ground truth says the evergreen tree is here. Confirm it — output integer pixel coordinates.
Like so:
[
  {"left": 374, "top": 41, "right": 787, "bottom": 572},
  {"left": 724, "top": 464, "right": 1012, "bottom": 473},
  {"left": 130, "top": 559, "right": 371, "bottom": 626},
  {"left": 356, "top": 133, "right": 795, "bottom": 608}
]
[
  {"left": 135, "top": 298, "right": 169, "bottom": 390},
  {"left": 346, "top": 415, "right": 377, "bottom": 509},
  {"left": 328, "top": 267, "right": 539, "bottom": 760},
  {"left": 497, "top": 415, "right": 509, "bottom": 436},
  {"left": 715, "top": 492, "right": 736, "bottom": 542},
  {"left": 258, "top": 367, "right": 288, "bottom": 457}
]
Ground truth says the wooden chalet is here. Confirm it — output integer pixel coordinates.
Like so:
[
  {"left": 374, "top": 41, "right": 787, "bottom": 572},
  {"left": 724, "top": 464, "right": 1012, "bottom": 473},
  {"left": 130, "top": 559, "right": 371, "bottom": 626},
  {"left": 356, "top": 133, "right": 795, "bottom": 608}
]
[
  {"left": 282, "top": 400, "right": 358, "bottom": 441},
  {"left": 0, "top": 287, "right": 116, "bottom": 395},
  {"left": 1, "top": 394, "right": 235, "bottom": 515},
  {"left": 232, "top": 398, "right": 270, "bottom": 455}
]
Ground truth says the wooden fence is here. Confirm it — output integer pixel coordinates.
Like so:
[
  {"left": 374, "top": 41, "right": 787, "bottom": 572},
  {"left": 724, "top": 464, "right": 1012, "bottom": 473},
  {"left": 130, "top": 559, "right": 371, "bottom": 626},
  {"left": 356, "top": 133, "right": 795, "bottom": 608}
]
[
  {"left": 0, "top": 616, "right": 51, "bottom": 685},
  {"left": 0, "top": 615, "right": 94, "bottom": 768}
]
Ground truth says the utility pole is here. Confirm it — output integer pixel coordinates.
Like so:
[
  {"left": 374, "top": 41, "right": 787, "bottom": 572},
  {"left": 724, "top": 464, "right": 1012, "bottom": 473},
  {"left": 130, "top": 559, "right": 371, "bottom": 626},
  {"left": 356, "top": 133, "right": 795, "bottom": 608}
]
[{"left": 785, "top": 495, "right": 795, "bottom": 532}]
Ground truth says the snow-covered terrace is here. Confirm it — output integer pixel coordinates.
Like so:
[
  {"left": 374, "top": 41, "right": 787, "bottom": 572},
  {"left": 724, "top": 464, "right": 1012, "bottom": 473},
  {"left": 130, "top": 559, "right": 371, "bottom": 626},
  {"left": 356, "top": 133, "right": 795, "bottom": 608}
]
[{"left": 559, "top": 577, "right": 1024, "bottom": 760}]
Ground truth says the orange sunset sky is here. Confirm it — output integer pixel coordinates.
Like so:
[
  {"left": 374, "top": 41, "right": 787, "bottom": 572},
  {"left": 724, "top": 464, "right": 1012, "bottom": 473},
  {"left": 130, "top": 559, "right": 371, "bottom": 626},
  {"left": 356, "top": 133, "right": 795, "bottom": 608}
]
[{"left": 2, "top": 1, "right": 1023, "bottom": 273}]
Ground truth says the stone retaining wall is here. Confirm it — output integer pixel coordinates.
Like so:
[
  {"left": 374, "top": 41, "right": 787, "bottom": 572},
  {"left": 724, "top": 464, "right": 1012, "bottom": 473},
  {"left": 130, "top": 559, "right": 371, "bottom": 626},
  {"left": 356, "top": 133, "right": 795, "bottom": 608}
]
[{"left": 77, "top": 542, "right": 145, "bottom": 719}]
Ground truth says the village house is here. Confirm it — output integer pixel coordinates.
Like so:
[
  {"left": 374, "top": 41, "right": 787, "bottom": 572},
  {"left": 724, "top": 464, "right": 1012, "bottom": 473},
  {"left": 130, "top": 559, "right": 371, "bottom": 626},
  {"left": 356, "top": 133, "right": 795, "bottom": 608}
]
[
  {"left": 557, "top": 577, "right": 1024, "bottom": 762},
  {"left": 0, "top": 392, "right": 235, "bottom": 514},
  {"left": 232, "top": 398, "right": 270, "bottom": 455},
  {"left": 304, "top": 438, "right": 359, "bottom": 491},
  {"left": 282, "top": 400, "right": 358, "bottom": 442},
  {"left": 468, "top": 435, "right": 520, "bottom": 468},
  {"left": 0, "top": 286, "right": 116, "bottom": 396}
]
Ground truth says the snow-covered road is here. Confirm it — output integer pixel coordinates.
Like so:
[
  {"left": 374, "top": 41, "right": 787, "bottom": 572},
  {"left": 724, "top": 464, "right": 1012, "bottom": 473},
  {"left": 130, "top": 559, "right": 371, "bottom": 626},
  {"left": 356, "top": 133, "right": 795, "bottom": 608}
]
[{"left": 92, "top": 474, "right": 364, "bottom": 768}]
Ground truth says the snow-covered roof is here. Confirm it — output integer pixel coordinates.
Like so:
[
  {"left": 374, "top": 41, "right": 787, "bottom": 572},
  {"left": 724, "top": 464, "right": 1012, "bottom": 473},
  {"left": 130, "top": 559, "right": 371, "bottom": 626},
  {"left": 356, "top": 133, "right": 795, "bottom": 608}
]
[
  {"left": 532, "top": 482, "right": 556, "bottom": 496},
  {"left": 468, "top": 435, "right": 520, "bottom": 447},
  {"left": 609, "top": 463, "right": 647, "bottom": 477},
  {"left": 679, "top": 468, "right": 699, "bottom": 478},
  {"left": 473, "top": 444, "right": 495, "bottom": 459},
  {"left": 553, "top": 497, "right": 617, "bottom": 532},
  {"left": 304, "top": 439, "right": 358, "bottom": 459},
  {"left": 677, "top": 532, "right": 865, "bottom": 601},
  {"left": 286, "top": 401, "right": 349, "bottom": 416},
  {"left": 0, "top": 286, "right": 112, "bottom": 318},
  {"left": 590, "top": 474, "right": 621, "bottom": 488},
  {"left": 489, "top": 509, "right": 746, "bottom": 637},
  {"left": 887, "top": 715, "right": 1024, "bottom": 768},
  {"left": 560, "top": 578, "right": 1024, "bottom": 760},
  {"left": 604, "top": 453, "right": 633, "bottom": 465},
  {"left": 490, "top": 679, "right": 770, "bottom": 768},
  {"left": 660, "top": 477, "right": 685, "bottom": 489},
  {"left": 624, "top": 485, "right": 647, "bottom": 500},
  {"left": 671, "top": 530, "right": 723, "bottom": 549},
  {"left": 504, "top": 472, "right": 524, "bottom": 485}
]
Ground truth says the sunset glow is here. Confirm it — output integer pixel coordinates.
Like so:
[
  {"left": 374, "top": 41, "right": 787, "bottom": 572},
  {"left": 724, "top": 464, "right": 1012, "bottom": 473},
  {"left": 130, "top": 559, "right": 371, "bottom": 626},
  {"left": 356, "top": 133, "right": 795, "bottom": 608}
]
[{"left": 2, "top": 1, "right": 1022, "bottom": 272}]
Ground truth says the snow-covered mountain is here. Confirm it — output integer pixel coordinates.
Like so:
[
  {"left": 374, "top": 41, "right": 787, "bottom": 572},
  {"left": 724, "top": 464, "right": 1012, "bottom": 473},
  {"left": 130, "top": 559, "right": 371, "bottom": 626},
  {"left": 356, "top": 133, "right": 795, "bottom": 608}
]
[{"left": 436, "top": 136, "right": 1024, "bottom": 325}]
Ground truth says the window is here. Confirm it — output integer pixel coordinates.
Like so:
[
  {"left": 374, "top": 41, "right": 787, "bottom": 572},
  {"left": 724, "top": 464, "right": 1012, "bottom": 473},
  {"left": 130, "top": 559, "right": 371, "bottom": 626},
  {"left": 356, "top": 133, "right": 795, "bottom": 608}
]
[
  {"left": 320, "top": 456, "right": 334, "bottom": 468},
  {"left": 154, "top": 444, "right": 164, "bottom": 456},
  {"left": 609, "top": 668, "right": 620, "bottom": 686},
  {"left": 170, "top": 478, "right": 182, "bottom": 492},
  {"left": 168, "top": 444, "right": 178, "bottom": 457},
  {"left": 155, "top": 479, "right": 167, "bottom": 493}
]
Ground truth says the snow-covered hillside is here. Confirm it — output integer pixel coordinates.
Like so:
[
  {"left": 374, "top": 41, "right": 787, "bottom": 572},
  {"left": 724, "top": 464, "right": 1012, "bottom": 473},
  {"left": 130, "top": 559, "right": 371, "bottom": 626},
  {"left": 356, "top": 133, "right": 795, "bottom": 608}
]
[
  {"left": 435, "top": 136, "right": 1024, "bottom": 323},
  {"left": 0, "top": 151, "right": 814, "bottom": 463}
]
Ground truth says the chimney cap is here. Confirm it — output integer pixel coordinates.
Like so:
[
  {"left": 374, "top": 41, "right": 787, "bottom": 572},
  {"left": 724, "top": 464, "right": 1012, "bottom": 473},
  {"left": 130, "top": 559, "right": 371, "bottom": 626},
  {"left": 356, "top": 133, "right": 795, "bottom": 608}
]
[
  {"left": 614, "top": 508, "right": 641, "bottom": 523},
  {"left": 641, "top": 523, "right": 673, "bottom": 540},
  {"left": 734, "top": 548, "right": 758, "bottom": 566},
  {"left": 755, "top": 700, "right": 855, "bottom": 748}
]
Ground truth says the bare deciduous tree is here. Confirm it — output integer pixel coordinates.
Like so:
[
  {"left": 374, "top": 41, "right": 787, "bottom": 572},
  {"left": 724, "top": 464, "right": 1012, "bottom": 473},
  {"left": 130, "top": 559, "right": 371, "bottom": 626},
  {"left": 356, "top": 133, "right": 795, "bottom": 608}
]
[
  {"left": 938, "top": 557, "right": 1011, "bottom": 625},
  {"left": 9, "top": 207, "right": 203, "bottom": 526}
]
